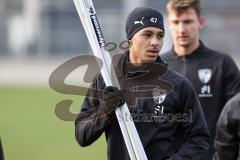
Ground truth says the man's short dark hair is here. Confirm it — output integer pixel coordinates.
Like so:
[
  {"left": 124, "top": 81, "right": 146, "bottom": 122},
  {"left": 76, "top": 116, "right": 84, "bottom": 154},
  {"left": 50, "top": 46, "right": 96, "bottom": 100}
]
[{"left": 167, "top": 0, "right": 201, "bottom": 17}]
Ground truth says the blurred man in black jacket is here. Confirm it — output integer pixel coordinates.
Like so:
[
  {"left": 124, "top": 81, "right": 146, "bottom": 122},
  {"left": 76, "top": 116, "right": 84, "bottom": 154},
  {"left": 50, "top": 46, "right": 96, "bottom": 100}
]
[
  {"left": 213, "top": 93, "right": 240, "bottom": 160},
  {"left": 162, "top": 0, "right": 240, "bottom": 159}
]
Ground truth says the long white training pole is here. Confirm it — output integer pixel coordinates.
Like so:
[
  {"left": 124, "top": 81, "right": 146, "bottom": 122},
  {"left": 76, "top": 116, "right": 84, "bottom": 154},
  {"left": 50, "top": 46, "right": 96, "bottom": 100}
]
[{"left": 73, "top": 0, "right": 148, "bottom": 159}]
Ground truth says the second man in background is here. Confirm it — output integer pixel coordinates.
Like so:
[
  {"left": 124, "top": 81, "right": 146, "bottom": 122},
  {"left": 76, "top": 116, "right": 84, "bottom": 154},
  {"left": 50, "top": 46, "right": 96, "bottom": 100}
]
[{"left": 162, "top": 0, "right": 240, "bottom": 159}]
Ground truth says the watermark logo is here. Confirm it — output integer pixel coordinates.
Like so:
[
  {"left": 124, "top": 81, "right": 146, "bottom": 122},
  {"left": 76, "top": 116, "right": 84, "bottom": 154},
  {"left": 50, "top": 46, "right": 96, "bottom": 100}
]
[
  {"left": 49, "top": 41, "right": 176, "bottom": 122},
  {"left": 118, "top": 108, "right": 193, "bottom": 123},
  {"left": 49, "top": 41, "right": 129, "bottom": 121}
]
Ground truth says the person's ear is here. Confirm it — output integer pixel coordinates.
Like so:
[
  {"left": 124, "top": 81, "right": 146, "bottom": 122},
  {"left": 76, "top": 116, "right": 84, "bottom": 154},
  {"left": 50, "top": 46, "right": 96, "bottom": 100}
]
[
  {"left": 129, "top": 40, "right": 132, "bottom": 47},
  {"left": 199, "top": 16, "right": 205, "bottom": 29}
]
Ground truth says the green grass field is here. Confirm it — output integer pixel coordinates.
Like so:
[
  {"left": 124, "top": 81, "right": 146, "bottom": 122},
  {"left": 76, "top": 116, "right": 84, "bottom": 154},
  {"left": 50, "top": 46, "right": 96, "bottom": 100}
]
[{"left": 0, "top": 86, "right": 107, "bottom": 160}]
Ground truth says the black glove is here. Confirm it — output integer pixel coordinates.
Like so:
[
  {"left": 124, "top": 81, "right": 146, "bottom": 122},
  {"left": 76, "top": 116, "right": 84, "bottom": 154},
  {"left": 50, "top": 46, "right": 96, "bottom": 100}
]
[
  {"left": 76, "top": 86, "right": 125, "bottom": 122},
  {"left": 100, "top": 86, "right": 125, "bottom": 115}
]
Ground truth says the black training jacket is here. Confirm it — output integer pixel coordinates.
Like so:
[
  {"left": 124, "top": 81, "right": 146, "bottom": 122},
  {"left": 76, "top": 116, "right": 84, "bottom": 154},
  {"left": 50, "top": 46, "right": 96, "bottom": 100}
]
[
  {"left": 161, "top": 41, "right": 240, "bottom": 160},
  {"left": 213, "top": 93, "right": 240, "bottom": 160},
  {"left": 75, "top": 52, "right": 210, "bottom": 160}
]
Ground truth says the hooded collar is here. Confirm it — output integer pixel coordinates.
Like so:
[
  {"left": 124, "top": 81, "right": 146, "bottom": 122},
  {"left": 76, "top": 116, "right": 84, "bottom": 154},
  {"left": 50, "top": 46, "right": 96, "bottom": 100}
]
[{"left": 115, "top": 51, "right": 167, "bottom": 79}]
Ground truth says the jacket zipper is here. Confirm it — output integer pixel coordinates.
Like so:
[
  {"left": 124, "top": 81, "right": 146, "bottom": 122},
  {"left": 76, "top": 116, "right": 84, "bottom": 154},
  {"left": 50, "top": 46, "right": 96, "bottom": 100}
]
[{"left": 179, "top": 56, "right": 186, "bottom": 76}]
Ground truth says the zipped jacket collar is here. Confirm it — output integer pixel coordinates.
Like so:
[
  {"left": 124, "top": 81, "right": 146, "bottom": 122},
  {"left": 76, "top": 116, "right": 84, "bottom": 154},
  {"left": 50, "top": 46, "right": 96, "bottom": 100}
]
[{"left": 171, "top": 40, "right": 208, "bottom": 59}]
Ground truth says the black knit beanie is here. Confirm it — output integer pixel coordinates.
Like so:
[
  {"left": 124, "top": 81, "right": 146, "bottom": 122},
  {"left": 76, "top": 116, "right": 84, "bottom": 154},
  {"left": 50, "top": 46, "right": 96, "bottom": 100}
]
[{"left": 125, "top": 7, "right": 165, "bottom": 40}]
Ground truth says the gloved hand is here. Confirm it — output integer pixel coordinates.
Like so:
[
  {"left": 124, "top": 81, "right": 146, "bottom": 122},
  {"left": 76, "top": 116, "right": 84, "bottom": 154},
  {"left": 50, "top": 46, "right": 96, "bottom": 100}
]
[{"left": 100, "top": 86, "right": 126, "bottom": 115}]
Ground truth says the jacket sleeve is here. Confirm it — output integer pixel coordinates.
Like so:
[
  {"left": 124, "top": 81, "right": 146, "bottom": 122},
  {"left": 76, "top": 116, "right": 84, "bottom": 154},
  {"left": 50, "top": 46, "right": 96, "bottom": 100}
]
[
  {"left": 222, "top": 55, "right": 240, "bottom": 101},
  {"left": 0, "top": 138, "right": 3, "bottom": 160},
  {"left": 75, "top": 74, "right": 113, "bottom": 147},
  {"left": 213, "top": 94, "right": 240, "bottom": 160},
  {"left": 170, "top": 80, "right": 210, "bottom": 160}
]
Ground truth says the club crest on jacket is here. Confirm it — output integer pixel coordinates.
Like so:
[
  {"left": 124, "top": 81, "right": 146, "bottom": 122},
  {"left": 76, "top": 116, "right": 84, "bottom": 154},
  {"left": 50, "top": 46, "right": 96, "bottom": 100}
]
[
  {"left": 198, "top": 69, "right": 212, "bottom": 84},
  {"left": 152, "top": 87, "right": 167, "bottom": 115},
  {"left": 152, "top": 88, "right": 167, "bottom": 104}
]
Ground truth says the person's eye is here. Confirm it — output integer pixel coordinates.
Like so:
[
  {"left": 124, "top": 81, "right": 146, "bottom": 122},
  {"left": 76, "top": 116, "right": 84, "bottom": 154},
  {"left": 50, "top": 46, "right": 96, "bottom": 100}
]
[
  {"left": 157, "top": 34, "right": 164, "bottom": 39},
  {"left": 143, "top": 33, "right": 151, "bottom": 38},
  {"left": 172, "top": 20, "right": 179, "bottom": 25},
  {"left": 184, "top": 20, "right": 193, "bottom": 24}
]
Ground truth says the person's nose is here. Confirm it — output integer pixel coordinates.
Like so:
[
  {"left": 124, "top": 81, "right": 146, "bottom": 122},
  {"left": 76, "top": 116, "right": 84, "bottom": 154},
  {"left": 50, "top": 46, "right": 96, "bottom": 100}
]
[
  {"left": 178, "top": 23, "right": 187, "bottom": 34},
  {"left": 150, "top": 36, "right": 160, "bottom": 46}
]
